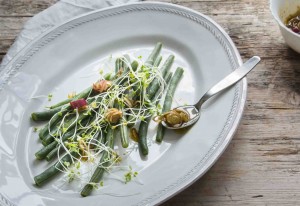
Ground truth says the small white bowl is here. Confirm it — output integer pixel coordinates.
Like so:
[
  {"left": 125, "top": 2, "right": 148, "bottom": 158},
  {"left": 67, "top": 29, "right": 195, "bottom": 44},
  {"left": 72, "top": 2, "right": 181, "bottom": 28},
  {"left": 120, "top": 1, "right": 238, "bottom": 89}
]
[{"left": 270, "top": 0, "right": 300, "bottom": 53}]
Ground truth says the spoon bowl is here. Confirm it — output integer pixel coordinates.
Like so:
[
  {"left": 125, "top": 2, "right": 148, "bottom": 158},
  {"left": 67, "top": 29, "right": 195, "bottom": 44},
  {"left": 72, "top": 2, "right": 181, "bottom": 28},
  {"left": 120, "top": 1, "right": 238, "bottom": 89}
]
[{"left": 162, "top": 56, "right": 261, "bottom": 129}]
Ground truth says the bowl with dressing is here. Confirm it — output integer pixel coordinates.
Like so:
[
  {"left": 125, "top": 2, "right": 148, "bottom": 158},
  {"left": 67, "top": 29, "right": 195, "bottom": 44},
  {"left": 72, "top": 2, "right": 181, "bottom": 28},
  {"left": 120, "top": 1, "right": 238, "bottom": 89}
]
[{"left": 270, "top": 0, "right": 300, "bottom": 53}]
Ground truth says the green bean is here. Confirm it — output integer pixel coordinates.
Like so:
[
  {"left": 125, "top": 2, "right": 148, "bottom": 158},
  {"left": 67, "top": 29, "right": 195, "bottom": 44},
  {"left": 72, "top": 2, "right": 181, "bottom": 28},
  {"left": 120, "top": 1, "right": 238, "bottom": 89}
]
[
  {"left": 128, "top": 50, "right": 162, "bottom": 110},
  {"left": 41, "top": 124, "right": 65, "bottom": 146},
  {"left": 35, "top": 129, "right": 75, "bottom": 161},
  {"left": 35, "top": 141, "right": 58, "bottom": 160},
  {"left": 127, "top": 55, "right": 171, "bottom": 127},
  {"left": 114, "top": 57, "right": 130, "bottom": 148},
  {"left": 34, "top": 151, "right": 79, "bottom": 186},
  {"left": 126, "top": 84, "right": 145, "bottom": 128},
  {"left": 118, "top": 105, "right": 129, "bottom": 148},
  {"left": 35, "top": 123, "right": 103, "bottom": 185},
  {"left": 131, "top": 60, "right": 139, "bottom": 72},
  {"left": 34, "top": 127, "right": 106, "bottom": 186},
  {"left": 48, "top": 86, "right": 93, "bottom": 109},
  {"left": 145, "top": 42, "right": 162, "bottom": 66},
  {"left": 41, "top": 112, "right": 89, "bottom": 146},
  {"left": 128, "top": 50, "right": 161, "bottom": 104},
  {"left": 32, "top": 85, "right": 94, "bottom": 122},
  {"left": 115, "top": 56, "right": 130, "bottom": 75},
  {"left": 35, "top": 140, "right": 58, "bottom": 160},
  {"left": 39, "top": 124, "right": 50, "bottom": 141},
  {"left": 138, "top": 116, "right": 151, "bottom": 155},
  {"left": 40, "top": 93, "right": 98, "bottom": 139},
  {"left": 115, "top": 58, "right": 121, "bottom": 74},
  {"left": 110, "top": 60, "right": 138, "bottom": 82},
  {"left": 122, "top": 54, "right": 131, "bottom": 73},
  {"left": 162, "top": 72, "right": 173, "bottom": 94},
  {"left": 114, "top": 61, "right": 132, "bottom": 86},
  {"left": 41, "top": 96, "right": 102, "bottom": 146},
  {"left": 42, "top": 127, "right": 58, "bottom": 146},
  {"left": 161, "top": 55, "right": 175, "bottom": 77},
  {"left": 45, "top": 146, "right": 59, "bottom": 162},
  {"left": 81, "top": 127, "right": 115, "bottom": 197},
  {"left": 119, "top": 122, "right": 129, "bottom": 148},
  {"left": 131, "top": 52, "right": 159, "bottom": 99},
  {"left": 31, "top": 105, "right": 70, "bottom": 122},
  {"left": 147, "top": 55, "right": 175, "bottom": 100},
  {"left": 38, "top": 110, "right": 66, "bottom": 140},
  {"left": 156, "top": 67, "right": 184, "bottom": 143},
  {"left": 49, "top": 99, "right": 71, "bottom": 110},
  {"left": 43, "top": 129, "right": 80, "bottom": 161},
  {"left": 90, "top": 127, "right": 107, "bottom": 152},
  {"left": 137, "top": 72, "right": 173, "bottom": 155},
  {"left": 153, "top": 55, "right": 163, "bottom": 68}
]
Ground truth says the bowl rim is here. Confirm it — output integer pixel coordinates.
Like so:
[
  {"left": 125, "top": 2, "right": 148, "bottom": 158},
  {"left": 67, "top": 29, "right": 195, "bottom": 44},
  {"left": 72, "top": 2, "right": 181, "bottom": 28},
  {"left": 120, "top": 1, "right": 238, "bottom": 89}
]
[{"left": 269, "top": 0, "right": 300, "bottom": 38}]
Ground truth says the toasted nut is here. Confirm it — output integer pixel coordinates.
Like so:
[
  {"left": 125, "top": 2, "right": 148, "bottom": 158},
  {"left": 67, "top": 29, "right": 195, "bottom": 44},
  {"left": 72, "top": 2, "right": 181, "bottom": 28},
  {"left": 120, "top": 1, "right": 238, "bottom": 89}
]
[
  {"left": 105, "top": 108, "right": 123, "bottom": 124},
  {"left": 93, "top": 80, "right": 112, "bottom": 93}
]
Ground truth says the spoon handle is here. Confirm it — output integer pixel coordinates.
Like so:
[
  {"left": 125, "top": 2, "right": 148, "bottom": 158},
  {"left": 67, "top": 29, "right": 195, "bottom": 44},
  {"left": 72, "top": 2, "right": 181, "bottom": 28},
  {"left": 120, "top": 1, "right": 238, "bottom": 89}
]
[{"left": 195, "top": 56, "right": 261, "bottom": 109}]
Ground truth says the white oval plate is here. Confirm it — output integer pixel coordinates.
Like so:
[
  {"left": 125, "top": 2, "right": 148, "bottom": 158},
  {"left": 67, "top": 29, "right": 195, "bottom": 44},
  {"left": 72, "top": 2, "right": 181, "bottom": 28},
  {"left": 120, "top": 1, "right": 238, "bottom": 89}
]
[{"left": 0, "top": 2, "right": 245, "bottom": 206}]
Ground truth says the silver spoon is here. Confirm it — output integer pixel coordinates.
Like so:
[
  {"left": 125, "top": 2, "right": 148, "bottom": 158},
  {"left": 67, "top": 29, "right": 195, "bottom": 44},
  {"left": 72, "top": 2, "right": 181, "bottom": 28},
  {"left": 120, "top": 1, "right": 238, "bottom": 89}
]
[{"left": 162, "top": 56, "right": 261, "bottom": 129}]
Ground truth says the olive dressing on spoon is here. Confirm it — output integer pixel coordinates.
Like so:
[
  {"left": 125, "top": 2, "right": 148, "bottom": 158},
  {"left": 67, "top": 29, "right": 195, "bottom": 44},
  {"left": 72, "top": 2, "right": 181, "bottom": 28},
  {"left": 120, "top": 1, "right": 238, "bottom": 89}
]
[{"left": 161, "top": 56, "right": 261, "bottom": 130}]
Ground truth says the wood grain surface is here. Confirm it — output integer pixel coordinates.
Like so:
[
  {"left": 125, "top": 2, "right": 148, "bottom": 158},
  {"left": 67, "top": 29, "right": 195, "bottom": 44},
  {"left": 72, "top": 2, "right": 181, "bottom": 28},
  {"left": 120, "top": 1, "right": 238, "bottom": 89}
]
[{"left": 1, "top": 0, "right": 300, "bottom": 205}]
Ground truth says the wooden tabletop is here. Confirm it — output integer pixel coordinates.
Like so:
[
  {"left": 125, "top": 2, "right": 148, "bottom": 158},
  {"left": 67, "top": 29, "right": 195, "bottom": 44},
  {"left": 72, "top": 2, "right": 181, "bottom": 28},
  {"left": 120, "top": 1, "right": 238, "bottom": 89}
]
[{"left": 1, "top": 0, "right": 300, "bottom": 205}]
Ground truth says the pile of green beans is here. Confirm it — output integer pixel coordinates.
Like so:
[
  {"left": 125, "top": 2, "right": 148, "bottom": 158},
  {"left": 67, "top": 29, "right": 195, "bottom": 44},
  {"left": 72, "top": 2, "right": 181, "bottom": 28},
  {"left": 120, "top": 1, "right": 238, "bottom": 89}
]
[{"left": 31, "top": 42, "right": 184, "bottom": 197}]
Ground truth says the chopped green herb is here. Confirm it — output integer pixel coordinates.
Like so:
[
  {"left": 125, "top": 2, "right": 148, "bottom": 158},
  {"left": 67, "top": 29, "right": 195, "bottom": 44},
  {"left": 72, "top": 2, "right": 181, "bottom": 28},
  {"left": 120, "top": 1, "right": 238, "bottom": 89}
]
[
  {"left": 157, "top": 104, "right": 162, "bottom": 110},
  {"left": 63, "top": 161, "right": 70, "bottom": 167},
  {"left": 124, "top": 171, "right": 132, "bottom": 184},
  {"left": 124, "top": 166, "right": 138, "bottom": 183},
  {"left": 76, "top": 162, "right": 81, "bottom": 169},
  {"left": 48, "top": 94, "right": 53, "bottom": 101}
]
